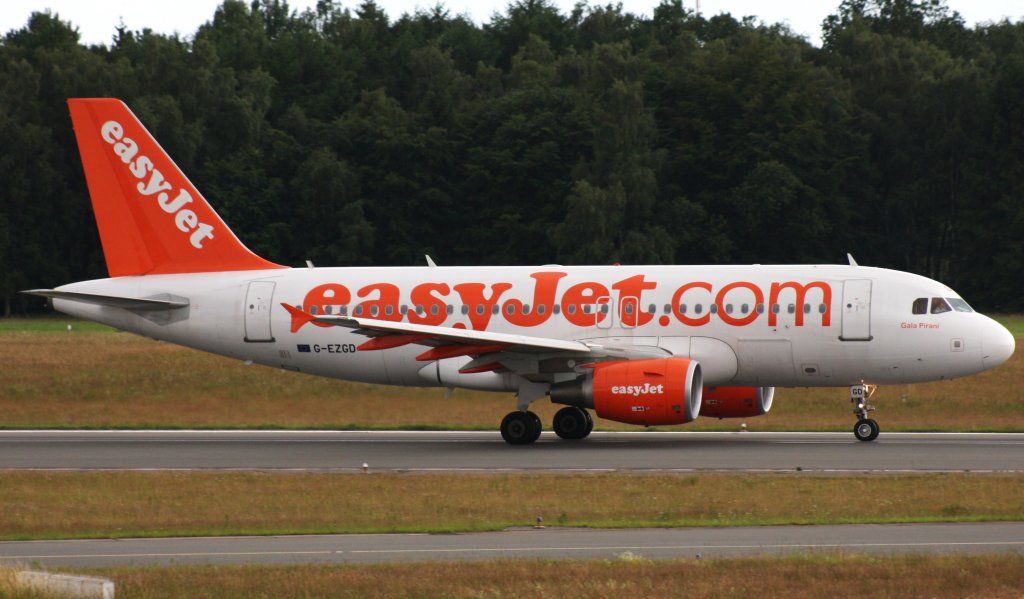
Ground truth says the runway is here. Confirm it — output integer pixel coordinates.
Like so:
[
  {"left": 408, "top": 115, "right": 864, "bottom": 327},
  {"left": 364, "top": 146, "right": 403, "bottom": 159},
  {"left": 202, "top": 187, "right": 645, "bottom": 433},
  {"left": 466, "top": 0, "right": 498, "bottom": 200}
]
[
  {"left": 1, "top": 523, "right": 1022, "bottom": 567},
  {"left": 1, "top": 430, "right": 1022, "bottom": 472}
]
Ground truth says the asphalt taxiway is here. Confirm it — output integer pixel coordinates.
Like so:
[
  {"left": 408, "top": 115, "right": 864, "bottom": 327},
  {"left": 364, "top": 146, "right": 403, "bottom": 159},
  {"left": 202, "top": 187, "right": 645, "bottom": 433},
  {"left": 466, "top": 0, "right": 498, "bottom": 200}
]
[
  {"left": 1, "top": 522, "right": 1022, "bottom": 568},
  {"left": 0, "top": 430, "right": 1022, "bottom": 472}
]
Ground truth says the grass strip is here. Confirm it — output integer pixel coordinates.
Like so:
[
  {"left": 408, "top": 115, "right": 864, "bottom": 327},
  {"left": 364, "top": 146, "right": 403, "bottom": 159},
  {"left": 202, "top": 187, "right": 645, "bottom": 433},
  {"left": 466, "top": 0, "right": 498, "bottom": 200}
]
[
  {"left": 3, "top": 555, "right": 1023, "bottom": 599},
  {"left": 1, "top": 471, "right": 1022, "bottom": 541},
  {"left": 1, "top": 328, "right": 1022, "bottom": 431}
]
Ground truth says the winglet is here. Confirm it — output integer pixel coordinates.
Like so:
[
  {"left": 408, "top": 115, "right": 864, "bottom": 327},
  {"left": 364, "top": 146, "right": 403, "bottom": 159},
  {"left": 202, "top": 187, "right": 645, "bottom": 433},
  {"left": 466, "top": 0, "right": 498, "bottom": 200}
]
[
  {"left": 281, "top": 303, "right": 315, "bottom": 333},
  {"left": 67, "top": 98, "right": 286, "bottom": 276}
]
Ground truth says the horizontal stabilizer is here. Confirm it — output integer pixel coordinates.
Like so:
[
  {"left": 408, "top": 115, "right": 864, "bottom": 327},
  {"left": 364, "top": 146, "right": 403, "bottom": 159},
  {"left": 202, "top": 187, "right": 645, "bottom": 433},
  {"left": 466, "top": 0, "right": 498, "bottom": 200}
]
[{"left": 22, "top": 289, "right": 189, "bottom": 311}]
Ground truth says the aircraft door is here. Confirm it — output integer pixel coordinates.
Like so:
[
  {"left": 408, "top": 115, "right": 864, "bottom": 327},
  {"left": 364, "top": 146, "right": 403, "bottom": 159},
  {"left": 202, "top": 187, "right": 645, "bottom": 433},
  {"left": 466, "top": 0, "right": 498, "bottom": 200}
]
[
  {"left": 840, "top": 279, "right": 872, "bottom": 341},
  {"left": 244, "top": 281, "right": 276, "bottom": 342},
  {"left": 619, "top": 296, "right": 639, "bottom": 330}
]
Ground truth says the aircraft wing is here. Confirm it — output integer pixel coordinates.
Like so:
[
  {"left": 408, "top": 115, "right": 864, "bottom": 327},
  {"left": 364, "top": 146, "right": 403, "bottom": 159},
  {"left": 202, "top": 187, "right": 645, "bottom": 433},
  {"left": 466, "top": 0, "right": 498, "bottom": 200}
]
[
  {"left": 281, "top": 303, "right": 672, "bottom": 374},
  {"left": 282, "top": 303, "right": 590, "bottom": 361}
]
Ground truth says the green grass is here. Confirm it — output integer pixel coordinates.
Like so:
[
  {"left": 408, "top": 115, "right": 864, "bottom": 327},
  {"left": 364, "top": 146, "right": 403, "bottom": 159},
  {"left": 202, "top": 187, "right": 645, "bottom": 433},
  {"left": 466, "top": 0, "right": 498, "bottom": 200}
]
[
  {"left": 994, "top": 314, "right": 1024, "bottom": 337},
  {"left": 5, "top": 555, "right": 1024, "bottom": 599},
  {"left": 1, "top": 471, "right": 1022, "bottom": 541},
  {"left": 0, "top": 318, "right": 113, "bottom": 333}
]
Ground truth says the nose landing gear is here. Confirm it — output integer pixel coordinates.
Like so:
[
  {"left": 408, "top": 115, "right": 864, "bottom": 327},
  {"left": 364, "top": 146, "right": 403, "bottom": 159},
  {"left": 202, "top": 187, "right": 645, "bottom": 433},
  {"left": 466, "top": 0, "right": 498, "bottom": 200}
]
[{"left": 851, "top": 383, "right": 879, "bottom": 442}]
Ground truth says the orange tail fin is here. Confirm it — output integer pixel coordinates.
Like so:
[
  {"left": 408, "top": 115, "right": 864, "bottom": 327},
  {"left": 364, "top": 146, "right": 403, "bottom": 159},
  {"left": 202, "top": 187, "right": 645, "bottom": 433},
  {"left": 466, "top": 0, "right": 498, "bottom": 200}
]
[{"left": 67, "top": 98, "right": 285, "bottom": 276}]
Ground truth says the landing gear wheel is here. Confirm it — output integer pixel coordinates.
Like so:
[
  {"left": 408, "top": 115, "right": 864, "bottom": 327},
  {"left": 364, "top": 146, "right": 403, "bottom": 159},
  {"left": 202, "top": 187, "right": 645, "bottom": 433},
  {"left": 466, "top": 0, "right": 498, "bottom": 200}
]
[
  {"left": 854, "top": 418, "right": 880, "bottom": 442},
  {"left": 553, "top": 407, "right": 592, "bottom": 440},
  {"left": 501, "top": 411, "right": 542, "bottom": 445}
]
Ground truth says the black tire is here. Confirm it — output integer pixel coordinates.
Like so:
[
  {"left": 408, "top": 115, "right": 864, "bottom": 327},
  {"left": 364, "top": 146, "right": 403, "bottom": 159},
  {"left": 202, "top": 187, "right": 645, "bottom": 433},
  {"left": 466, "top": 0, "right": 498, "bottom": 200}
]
[
  {"left": 853, "top": 418, "right": 880, "bottom": 442},
  {"left": 553, "top": 406, "right": 589, "bottom": 440},
  {"left": 526, "top": 410, "right": 542, "bottom": 443},
  {"left": 582, "top": 408, "right": 594, "bottom": 437},
  {"left": 501, "top": 411, "right": 539, "bottom": 445}
]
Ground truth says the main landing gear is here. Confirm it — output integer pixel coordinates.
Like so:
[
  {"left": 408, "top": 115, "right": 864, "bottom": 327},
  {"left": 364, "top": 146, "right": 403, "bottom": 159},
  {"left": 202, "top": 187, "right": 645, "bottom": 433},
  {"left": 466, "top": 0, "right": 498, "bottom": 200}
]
[
  {"left": 500, "top": 411, "right": 542, "bottom": 445},
  {"left": 499, "top": 407, "right": 594, "bottom": 445},
  {"left": 850, "top": 383, "right": 880, "bottom": 442},
  {"left": 552, "top": 406, "right": 593, "bottom": 440}
]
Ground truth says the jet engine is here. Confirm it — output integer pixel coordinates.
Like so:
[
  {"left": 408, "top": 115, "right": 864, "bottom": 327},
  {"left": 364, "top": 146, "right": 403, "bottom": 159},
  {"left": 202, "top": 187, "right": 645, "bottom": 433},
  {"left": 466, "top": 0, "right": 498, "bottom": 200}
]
[
  {"left": 550, "top": 358, "right": 702, "bottom": 426},
  {"left": 699, "top": 386, "right": 774, "bottom": 419}
]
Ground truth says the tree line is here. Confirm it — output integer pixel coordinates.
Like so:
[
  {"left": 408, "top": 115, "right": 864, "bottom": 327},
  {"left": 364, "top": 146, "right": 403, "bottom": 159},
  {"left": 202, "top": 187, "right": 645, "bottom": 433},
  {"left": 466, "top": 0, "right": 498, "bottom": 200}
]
[{"left": 1, "top": 0, "right": 1022, "bottom": 315}]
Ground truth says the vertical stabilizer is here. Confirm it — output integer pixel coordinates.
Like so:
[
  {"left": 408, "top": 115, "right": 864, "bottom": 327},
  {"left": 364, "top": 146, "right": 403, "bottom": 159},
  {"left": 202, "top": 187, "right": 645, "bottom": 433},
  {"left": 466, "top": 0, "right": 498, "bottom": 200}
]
[{"left": 67, "top": 98, "right": 285, "bottom": 276}]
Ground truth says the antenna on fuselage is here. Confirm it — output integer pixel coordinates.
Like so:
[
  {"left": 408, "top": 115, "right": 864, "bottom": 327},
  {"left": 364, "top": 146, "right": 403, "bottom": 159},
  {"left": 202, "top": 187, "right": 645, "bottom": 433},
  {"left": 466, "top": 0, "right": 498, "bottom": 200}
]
[
  {"left": 847, "top": 253, "right": 859, "bottom": 267},
  {"left": 425, "top": 255, "right": 438, "bottom": 268}
]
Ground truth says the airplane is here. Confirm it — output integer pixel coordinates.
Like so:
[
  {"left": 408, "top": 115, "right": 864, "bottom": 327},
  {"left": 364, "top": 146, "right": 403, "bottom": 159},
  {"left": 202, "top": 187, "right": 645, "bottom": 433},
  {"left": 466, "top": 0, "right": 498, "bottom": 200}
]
[{"left": 25, "top": 98, "right": 1016, "bottom": 445}]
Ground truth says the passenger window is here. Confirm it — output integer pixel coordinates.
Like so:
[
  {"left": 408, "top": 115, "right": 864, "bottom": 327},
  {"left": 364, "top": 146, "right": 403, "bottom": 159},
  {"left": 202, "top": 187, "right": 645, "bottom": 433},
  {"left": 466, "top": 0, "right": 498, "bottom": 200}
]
[
  {"left": 756, "top": 304, "right": 765, "bottom": 314},
  {"left": 648, "top": 304, "right": 656, "bottom": 314},
  {"left": 430, "top": 305, "right": 438, "bottom": 316},
  {"left": 582, "top": 305, "right": 591, "bottom": 314},
  {"left": 506, "top": 304, "right": 515, "bottom": 315},
  {"left": 679, "top": 304, "right": 687, "bottom": 314},
  {"left": 537, "top": 305, "right": 546, "bottom": 315},
  {"left": 710, "top": 304, "right": 718, "bottom": 314},
  {"left": 370, "top": 306, "right": 379, "bottom": 317},
  {"left": 310, "top": 305, "right": 318, "bottom": 315},
  {"left": 803, "top": 304, "right": 811, "bottom": 314},
  {"left": 385, "top": 305, "right": 394, "bottom": 316},
  {"left": 340, "top": 306, "right": 348, "bottom": 316},
  {"left": 912, "top": 298, "right": 928, "bottom": 315},
  {"left": 446, "top": 305, "right": 454, "bottom": 315},
  {"left": 772, "top": 304, "right": 780, "bottom": 314},
  {"left": 725, "top": 304, "right": 733, "bottom": 314},
  {"left": 460, "top": 305, "right": 469, "bottom": 315},
  {"left": 600, "top": 304, "right": 609, "bottom": 314},
  {"left": 523, "top": 304, "right": 531, "bottom": 315},
  {"left": 354, "top": 306, "right": 363, "bottom": 316},
  {"left": 624, "top": 303, "right": 634, "bottom": 314},
  {"left": 399, "top": 305, "right": 407, "bottom": 315},
  {"left": 416, "top": 305, "right": 424, "bottom": 315},
  {"left": 931, "top": 297, "right": 952, "bottom": 314},
  {"left": 567, "top": 304, "right": 576, "bottom": 315},
  {"left": 553, "top": 305, "right": 561, "bottom": 315},
  {"left": 787, "top": 304, "right": 795, "bottom": 314},
  {"left": 476, "top": 304, "right": 485, "bottom": 315},
  {"left": 491, "top": 305, "right": 500, "bottom": 314},
  {"left": 741, "top": 304, "right": 749, "bottom": 314},
  {"left": 695, "top": 304, "right": 703, "bottom": 315}
]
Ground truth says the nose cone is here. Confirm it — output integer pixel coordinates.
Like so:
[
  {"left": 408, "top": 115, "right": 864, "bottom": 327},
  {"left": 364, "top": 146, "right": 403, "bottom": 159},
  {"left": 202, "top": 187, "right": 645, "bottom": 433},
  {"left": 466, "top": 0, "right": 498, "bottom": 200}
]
[{"left": 982, "top": 319, "right": 1016, "bottom": 370}]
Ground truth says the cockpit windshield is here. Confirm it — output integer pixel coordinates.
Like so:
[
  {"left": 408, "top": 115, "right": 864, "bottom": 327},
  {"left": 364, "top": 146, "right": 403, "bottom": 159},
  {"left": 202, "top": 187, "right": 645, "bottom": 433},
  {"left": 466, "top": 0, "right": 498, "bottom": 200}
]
[
  {"left": 911, "top": 297, "right": 974, "bottom": 315},
  {"left": 931, "top": 297, "right": 952, "bottom": 314},
  {"left": 947, "top": 298, "right": 974, "bottom": 313}
]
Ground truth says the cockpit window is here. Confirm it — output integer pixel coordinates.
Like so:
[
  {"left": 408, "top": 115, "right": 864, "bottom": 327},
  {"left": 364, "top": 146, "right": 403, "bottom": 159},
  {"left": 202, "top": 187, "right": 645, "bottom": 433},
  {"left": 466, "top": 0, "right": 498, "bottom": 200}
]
[
  {"left": 947, "top": 298, "right": 974, "bottom": 313},
  {"left": 912, "top": 298, "right": 928, "bottom": 315},
  {"left": 930, "top": 297, "right": 952, "bottom": 314}
]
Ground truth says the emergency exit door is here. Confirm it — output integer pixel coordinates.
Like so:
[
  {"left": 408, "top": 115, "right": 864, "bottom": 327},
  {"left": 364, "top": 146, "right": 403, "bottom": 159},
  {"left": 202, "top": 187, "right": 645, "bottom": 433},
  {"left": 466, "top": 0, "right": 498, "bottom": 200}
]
[{"left": 244, "top": 281, "right": 276, "bottom": 342}]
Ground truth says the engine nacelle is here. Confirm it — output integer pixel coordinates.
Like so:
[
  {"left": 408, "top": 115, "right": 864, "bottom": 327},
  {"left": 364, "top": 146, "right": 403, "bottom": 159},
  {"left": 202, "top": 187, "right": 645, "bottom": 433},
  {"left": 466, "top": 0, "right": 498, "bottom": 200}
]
[
  {"left": 550, "top": 358, "right": 702, "bottom": 426},
  {"left": 699, "top": 386, "right": 774, "bottom": 419}
]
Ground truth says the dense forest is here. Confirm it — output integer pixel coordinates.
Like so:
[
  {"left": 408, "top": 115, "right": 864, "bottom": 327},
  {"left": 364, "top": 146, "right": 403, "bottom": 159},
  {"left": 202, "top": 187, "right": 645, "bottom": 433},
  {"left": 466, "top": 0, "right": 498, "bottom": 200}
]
[{"left": 1, "top": 0, "right": 1022, "bottom": 315}]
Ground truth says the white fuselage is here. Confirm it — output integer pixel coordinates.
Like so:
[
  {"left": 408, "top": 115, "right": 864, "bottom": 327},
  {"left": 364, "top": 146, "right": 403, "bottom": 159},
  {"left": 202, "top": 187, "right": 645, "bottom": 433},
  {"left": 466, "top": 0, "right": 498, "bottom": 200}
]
[{"left": 51, "top": 264, "right": 1015, "bottom": 392}]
